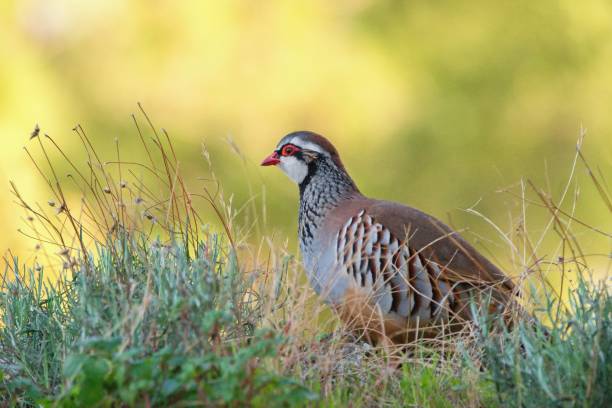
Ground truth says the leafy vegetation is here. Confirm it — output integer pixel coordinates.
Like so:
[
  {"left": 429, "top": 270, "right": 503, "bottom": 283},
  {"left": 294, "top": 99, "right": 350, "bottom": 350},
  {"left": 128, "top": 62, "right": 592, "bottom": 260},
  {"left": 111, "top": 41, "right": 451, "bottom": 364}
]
[
  {"left": 472, "top": 278, "right": 610, "bottom": 407},
  {"left": 1, "top": 114, "right": 609, "bottom": 406},
  {"left": 1, "top": 233, "right": 315, "bottom": 406}
]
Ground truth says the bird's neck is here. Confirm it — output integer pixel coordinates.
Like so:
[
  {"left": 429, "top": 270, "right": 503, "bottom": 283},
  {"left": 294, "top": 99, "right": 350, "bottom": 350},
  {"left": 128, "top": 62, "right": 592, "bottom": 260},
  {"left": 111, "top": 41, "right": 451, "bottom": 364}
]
[{"left": 298, "top": 158, "right": 359, "bottom": 253}]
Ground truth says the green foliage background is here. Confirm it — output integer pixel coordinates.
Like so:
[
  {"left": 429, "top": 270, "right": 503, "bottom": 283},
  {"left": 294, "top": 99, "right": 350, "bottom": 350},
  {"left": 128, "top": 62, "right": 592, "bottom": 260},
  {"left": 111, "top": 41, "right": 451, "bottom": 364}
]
[{"left": 1, "top": 1, "right": 610, "bottom": 275}]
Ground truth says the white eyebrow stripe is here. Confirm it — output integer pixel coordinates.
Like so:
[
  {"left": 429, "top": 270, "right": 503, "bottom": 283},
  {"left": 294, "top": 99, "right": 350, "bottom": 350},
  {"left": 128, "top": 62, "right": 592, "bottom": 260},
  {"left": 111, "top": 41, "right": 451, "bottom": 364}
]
[{"left": 292, "top": 137, "right": 327, "bottom": 155}]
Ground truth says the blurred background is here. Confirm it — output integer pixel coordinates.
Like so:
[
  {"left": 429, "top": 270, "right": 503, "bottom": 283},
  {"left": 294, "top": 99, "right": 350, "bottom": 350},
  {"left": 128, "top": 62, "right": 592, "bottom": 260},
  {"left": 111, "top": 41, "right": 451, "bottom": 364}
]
[{"left": 1, "top": 1, "right": 610, "bottom": 278}]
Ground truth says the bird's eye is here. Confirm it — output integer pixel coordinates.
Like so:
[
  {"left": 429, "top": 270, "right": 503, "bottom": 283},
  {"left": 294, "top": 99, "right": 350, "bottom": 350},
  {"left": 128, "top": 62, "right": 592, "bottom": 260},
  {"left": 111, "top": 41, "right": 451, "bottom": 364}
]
[{"left": 281, "top": 145, "right": 297, "bottom": 156}]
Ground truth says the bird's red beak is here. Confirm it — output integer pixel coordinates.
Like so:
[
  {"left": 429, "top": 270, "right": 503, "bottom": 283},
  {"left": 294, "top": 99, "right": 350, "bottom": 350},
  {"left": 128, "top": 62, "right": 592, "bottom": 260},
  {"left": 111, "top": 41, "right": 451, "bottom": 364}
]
[{"left": 261, "top": 151, "right": 280, "bottom": 166}]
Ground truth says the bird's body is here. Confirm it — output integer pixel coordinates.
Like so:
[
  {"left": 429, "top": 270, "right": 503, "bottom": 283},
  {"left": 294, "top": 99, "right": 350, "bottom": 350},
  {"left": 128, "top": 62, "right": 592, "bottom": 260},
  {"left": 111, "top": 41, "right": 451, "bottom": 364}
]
[{"left": 262, "top": 131, "right": 518, "bottom": 344}]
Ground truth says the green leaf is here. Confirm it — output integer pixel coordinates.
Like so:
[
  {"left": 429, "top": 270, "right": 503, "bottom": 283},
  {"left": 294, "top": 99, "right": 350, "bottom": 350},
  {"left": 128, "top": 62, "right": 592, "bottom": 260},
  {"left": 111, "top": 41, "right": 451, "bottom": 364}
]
[
  {"left": 82, "top": 357, "right": 111, "bottom": 382},
  {"left": 78, "top": 376, "right": 105, "bottom": 406},
  {"left": 161, "top": 378, "right": 182, "bottom": 396},
  {"left": 63, "top": 354, "right": 88, "bottom": 378}
]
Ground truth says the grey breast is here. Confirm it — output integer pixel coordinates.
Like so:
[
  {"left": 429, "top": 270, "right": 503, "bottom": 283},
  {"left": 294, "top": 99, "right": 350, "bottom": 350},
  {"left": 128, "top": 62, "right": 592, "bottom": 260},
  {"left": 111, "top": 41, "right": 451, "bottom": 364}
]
[{"left": 304, "top": 219, "right": 353, "bottom": 305}]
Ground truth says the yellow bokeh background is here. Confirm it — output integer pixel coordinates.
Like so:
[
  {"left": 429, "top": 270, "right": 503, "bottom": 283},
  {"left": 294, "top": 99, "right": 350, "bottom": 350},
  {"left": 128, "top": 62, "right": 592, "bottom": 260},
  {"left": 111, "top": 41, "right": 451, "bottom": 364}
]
[{"left": 1, "top": 1, "right": 610, "bottom": 278}]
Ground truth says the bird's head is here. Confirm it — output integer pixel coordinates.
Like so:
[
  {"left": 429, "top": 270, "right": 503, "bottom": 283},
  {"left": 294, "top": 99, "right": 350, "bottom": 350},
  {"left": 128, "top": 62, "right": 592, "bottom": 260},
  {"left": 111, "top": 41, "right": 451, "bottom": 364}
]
[{"left": 261, "top": 131, "right": 347, "bottom": 185}]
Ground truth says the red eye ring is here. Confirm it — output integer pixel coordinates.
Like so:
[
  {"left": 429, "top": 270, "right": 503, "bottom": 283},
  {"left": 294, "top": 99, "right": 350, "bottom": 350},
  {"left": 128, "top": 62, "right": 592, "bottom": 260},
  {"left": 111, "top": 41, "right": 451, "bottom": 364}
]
[{"left": 281, "top": 144, "right": 299, "bottom": 156}]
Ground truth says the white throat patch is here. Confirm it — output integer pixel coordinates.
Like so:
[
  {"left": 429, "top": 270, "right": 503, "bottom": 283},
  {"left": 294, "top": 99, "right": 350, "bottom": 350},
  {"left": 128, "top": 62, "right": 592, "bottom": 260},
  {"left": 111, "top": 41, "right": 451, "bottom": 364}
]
[{"left": 278, "top": 156, "right": 308, "bottom": 184}]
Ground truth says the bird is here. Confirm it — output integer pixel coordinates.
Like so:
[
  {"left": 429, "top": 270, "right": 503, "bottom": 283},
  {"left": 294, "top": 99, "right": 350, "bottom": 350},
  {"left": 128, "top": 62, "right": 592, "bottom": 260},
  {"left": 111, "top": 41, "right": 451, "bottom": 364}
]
[{"left": 261, "top": 131, "right": 520, "bottom": 345}]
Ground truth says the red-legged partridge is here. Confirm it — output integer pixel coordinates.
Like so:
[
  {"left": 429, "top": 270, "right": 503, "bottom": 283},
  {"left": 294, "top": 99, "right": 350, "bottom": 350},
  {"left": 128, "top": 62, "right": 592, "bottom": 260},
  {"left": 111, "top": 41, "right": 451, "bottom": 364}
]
[{"left": 262, "top": 131, "right": 519, "bottom": 344}]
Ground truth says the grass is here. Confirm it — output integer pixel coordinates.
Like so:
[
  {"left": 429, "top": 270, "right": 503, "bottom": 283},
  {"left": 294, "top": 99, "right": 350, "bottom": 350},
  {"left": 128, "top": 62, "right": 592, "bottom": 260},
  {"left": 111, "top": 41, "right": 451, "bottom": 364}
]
[
  {"left": 473, "top": 276, "right": 609, "bottom": 407},
  {"left": 1, "top": 111, "right": 610, "bottom": 407},
  {"left": 1, "top": 232, "right": 314, "bottom": 406}
]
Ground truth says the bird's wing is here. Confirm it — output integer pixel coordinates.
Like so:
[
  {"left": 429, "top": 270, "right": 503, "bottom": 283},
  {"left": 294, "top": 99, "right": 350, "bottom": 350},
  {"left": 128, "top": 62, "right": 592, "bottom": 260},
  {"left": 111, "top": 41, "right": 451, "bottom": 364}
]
[
  {"left": 331, "top": 207, "right": 459, "bottom": 321},
  {"left": 365, "top": 200, "right": 516, "bottom": 296},
  {"left": 324, "top": 197, "right": 517, "bottom": 322}
]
